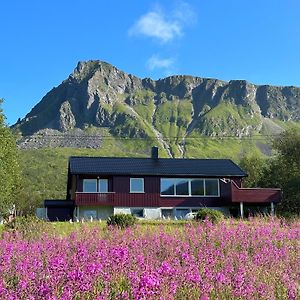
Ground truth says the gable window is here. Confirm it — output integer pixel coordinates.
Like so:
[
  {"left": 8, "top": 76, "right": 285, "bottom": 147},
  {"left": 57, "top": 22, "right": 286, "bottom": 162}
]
[
  {"left": 83, "top": 179, "right": 97, "bottom": 192},
  {"left": 160, "top": 178, "right": 219, "bottom": 197},
  {"left": 130, "top": 178, "right": 144, "bottom": 193}
]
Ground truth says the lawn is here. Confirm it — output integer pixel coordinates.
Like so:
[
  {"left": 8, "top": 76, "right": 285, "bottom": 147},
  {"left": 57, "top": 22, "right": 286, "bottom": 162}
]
[{"left": 0, "top": 218, "right": 299, "bottom": 299}]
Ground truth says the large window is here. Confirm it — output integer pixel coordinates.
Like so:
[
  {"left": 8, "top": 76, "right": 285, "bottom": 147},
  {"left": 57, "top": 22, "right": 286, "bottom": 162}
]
[
  {"left": 83, "top": 178, "right": 108, "bottom": 193},
  {"left": 130, "top": 178, "right": 144, "bottom": 193},
  {"left": 160, "top": 178, "right": 219, "bottom": 197}
]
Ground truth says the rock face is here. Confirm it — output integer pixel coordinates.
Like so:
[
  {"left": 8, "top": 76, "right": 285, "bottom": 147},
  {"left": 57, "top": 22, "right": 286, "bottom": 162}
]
[{"left": 13, "top": 60, "right": 300, "bottom": 152}]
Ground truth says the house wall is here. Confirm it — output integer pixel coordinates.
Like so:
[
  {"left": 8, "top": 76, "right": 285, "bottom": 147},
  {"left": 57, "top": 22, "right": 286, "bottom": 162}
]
[
  {"left": 75, "top": 206, "right": 113, "bottom": 220},
  {"left": 75, "top": 175, "right": 233, "bottom": 207}
]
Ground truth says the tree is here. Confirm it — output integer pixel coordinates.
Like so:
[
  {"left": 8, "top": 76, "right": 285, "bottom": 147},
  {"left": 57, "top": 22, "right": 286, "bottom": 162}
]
[
  {"left": 261, "top": 128, "right": 300, "bottom": 215},
  {"left": 239, "top": 154, "right": 267, "bottom": 188},
  {"left": 0, "top": 99, "right": 21, "bottom": 216}
]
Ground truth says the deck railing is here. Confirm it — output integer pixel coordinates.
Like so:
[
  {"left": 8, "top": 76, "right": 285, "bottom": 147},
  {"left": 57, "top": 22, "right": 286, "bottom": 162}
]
[
  {"left": 231, "top": 182, "right": 281, "bottom": 203},
  {"left": 75, "top": 192, "right": 115, "bottom": 206}
]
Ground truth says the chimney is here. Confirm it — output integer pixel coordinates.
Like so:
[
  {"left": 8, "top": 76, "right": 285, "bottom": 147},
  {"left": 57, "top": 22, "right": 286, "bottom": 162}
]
[{"left": 151, "top": 146, "right": 159, "bottom": 160}]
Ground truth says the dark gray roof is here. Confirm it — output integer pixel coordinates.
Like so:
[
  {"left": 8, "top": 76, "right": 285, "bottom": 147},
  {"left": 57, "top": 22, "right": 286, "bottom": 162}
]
[{"left": 69, "top": 156, "right": 247, "bottom": 177}]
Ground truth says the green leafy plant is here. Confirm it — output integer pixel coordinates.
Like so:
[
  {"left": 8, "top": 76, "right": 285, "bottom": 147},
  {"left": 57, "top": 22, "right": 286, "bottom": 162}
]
[
  {"left": 195, "top": 208, "right": 224, "bottom": 223},
  {"left": 3, "top": 216, "right": 51, "bottom": 239},
  {"left": 107, "top": 214, "right": 137, "bottom": 229}
]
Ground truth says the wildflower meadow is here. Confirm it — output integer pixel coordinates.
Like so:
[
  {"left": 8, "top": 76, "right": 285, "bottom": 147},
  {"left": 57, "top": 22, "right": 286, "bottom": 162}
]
[{"left": 0, "top": 218, "right": 299, "bottom": 299}]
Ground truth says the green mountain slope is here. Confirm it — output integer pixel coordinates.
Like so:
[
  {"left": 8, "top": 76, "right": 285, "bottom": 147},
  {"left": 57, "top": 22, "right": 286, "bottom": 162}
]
[{"left": 13, "top": 60, "right": 300, "bottom": 158}]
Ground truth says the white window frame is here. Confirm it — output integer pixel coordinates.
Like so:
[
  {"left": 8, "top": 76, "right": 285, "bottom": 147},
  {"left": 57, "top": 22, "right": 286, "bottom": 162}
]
[
  {"left": 160, "top": 178, "right": 220, "bottom": 197},
  {"left": 130, "top": 178, "right": 144, "bottom": 193}
]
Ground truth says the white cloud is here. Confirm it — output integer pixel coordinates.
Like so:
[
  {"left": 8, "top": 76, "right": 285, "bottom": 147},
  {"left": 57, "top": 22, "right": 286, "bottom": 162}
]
[
  {"left": 129, "top": 2, "right": 196, "bottom": 43},
  {"left": 129, "top": 11, "right": 181, "bottom": 43},
  {"left": 146, "top": 55, "right": 175, "bottom": 74}
]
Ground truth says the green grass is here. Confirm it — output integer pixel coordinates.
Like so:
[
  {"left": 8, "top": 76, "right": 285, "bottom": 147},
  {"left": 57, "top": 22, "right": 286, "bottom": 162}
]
[
  {"left": 198, "top": 101, "right": 262, "bottom": 136},
  {"left": 48, "top": 220, "right": 190, "bottom": 236},
  {"left": 153, "top": 99, "right": 193, "bottom": 156},
  {"left": 184, "top": 134, "right": 263, "bottom": 159}
]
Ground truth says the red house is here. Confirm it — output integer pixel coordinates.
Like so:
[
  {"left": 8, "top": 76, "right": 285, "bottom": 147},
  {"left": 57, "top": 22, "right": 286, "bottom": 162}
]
[{"left": 43, "top": 147, "right": 282, "bottom": 221}]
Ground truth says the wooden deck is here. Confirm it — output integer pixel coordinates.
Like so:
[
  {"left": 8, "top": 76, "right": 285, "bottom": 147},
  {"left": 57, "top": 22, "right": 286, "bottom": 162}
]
[{"left": 231, "top": 182, "right": 281, "bottom": 203}]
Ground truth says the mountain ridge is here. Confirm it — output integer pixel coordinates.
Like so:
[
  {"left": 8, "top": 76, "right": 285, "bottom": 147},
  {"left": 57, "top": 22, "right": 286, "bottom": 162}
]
[{"left": 13, "top": 60, "right": 300, "bottom": 157}]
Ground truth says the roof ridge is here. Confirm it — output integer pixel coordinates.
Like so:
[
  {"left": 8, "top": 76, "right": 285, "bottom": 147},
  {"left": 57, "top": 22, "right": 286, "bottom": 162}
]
[{"left": 69, "top": 156, "right": 232, "bottom": 161}]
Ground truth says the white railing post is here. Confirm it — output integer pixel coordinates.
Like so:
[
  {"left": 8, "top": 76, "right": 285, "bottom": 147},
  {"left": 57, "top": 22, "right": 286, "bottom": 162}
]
[
  {"left": 240, "top": 202, "right": 244, "bottom": 218},
  {"left": 271, "top": 202, "right": 274, "bottom": 216}
]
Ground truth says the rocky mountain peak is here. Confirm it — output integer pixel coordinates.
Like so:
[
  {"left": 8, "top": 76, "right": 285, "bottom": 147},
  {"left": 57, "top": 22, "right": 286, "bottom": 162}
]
[{"left": 13, "top": 60, "right": 300, "bottom": 156}]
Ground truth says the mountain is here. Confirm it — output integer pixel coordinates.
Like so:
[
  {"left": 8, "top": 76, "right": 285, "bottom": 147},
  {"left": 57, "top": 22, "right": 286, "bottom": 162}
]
[{"left": 14, "top": 60, "right": 300, "bottom": 157}]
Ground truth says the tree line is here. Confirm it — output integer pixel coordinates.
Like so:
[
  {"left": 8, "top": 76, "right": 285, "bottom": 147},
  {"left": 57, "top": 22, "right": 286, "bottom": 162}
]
[{"left": 240, "top": 128, "right": 300, "bottom": 215}]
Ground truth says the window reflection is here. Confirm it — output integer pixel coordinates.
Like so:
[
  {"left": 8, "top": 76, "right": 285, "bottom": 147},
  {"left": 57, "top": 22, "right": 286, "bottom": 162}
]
[{"left": 160, "top": 178, "right": 219, "bottom": 197}]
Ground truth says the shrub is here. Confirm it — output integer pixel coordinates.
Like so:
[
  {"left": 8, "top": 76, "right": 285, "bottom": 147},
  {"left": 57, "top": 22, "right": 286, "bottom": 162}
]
[
  {"left": 195, "top": 208, "right": 224, "bottom": 223},
  {"left": 107, "top": 214, "right": 137, "bottom": 229},
  {"left": 3, "top": 215, "right": 51, "bottom": 239}
]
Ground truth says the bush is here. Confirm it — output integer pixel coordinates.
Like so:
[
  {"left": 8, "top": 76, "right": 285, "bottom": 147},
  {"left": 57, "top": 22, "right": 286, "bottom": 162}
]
[
  {"left": 195, "top": 208, "right": 224, "bottom": 224},
  {"left": 107, "top": 214, "right": 137, "bottom": 229},
  {"left": 3, "top": 216, "right": 51, "bottom": 239}
]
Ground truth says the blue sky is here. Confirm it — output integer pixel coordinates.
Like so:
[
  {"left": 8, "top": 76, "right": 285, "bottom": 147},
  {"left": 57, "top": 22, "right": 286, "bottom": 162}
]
[{"left": 1, "top": 0, "right": 300, "bottom": 125}]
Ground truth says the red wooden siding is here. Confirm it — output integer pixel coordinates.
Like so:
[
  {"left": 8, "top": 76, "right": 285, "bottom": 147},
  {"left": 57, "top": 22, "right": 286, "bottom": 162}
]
[
  {"left": 75, "top": 192, "right": 231, "bottom": 207},
  {"left": 231, "top": 182, "right": 281, "bottom": 203},
  {"left": 75, "top": 177, "right": 233, "bottom": 207},
  {"left": 74, "top": 176, "right": 281, "bottom": 206}
]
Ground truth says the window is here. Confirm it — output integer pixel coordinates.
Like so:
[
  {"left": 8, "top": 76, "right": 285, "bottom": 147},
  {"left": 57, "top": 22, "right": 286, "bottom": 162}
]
[
  {"left": 160, "top": 178, "right": 219, "bottom": 197},
  {"left": 161, "top": 209, "right": 173, "bottom": 219},
  {"left": 191, "top": 179, "right": 204, "bottom": 195},
  {"left": 176, "top": 179, "right": 189, "bottom": 195},
  {"left": 83, "top": 178, "right": 108, "bottom": 193},
  {"left": 83, "top": 210, "right": 97, "bottom": 219},
  {"left": 175, "top": 209, "right": 190, "bottom": 219},
  {"left": 205, "top": 179, "right": 219, "bottom": 196},
  {"left": 131, "top": 208, "right": 144, "bottom": 218},
  {"left": 161, "top": 179, "right": 175, "bottom": 195},
  {"left": 83, "top": 179, "right": 97, "bottom": 192},
  {"left": 98, "top": 179, "right": 108, "bottom": 193},
  {"left": 130, "top": 178, "right": 144, "bottom": 193}
]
